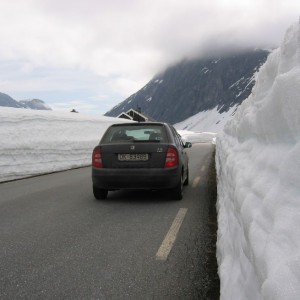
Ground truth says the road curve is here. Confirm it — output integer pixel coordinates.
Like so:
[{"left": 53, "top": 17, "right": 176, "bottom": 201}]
[{"left": 0, "top": 143, "right": 219, "bottom": 299}]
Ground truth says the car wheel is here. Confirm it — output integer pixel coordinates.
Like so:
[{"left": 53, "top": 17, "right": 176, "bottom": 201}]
[
  {"left": 93, "top": 185, "right": 108, "bottom": 200},
  {"left": 183, "top": 167, "right": 189, "bottom": 186},
  {"left": 171, "top": 174, "right": 183, "bottom": 200}
]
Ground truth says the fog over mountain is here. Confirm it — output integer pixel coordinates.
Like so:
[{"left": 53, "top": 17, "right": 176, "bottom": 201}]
[
  {"left": 0, "top": 93, "right": 51, "bottom": 111},
  {"left": 105, "top": 50, "right": 270, "bottom": 124},
  {"left": 19, "top": 99, "right": 52, "bottom": 111}
]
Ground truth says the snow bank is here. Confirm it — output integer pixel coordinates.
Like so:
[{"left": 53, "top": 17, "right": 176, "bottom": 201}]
[
  {"left": 0, "top": 108, "right": 127, "bottom": 182},
  {"left": 216, "top": 21, "right": 300, "bottom": 299},
  {"left": 177, "top": 130, "right": 217, "bottom": 144}
]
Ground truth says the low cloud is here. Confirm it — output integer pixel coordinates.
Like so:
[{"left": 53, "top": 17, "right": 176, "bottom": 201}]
[{"left": 0, "top": 0, "right": 299, "bottom": 113}]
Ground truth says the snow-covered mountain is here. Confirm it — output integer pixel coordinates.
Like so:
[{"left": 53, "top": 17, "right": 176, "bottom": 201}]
[
  {"left": 174, "top": 104, "right": 238, "bottom": 133},
  {"left": 0, "top": 92, "right": 51, "bottom": 110},
  {"left": 19, "top": 99, "right": 52, "bottom": 110},
  {"left": 105, "top": 50, "right": 269, "bottom": 126}
]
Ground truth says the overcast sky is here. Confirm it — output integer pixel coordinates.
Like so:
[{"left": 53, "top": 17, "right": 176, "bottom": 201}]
[{"left": 0, "top": 0, "right": 299, "bottom": 115}]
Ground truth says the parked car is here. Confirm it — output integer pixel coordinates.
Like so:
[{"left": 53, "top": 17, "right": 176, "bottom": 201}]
[{"left": 92, "top": 122, "right": 192, "bottom": 200}]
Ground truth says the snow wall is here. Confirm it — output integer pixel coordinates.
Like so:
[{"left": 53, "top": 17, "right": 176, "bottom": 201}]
[
  {"left": 216, "top": 21, "right": 300, "bottom": 299},
  {"left": 0, "top": 108, "right": 126, "bottom": 182}
]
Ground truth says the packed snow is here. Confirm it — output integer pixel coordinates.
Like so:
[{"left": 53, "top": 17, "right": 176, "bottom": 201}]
[
  {"left": 216, "top": 20, "right": 300, "bottom": 300},
  {"left": 0, "top": 108, "right": 127, "bottom": 182}
]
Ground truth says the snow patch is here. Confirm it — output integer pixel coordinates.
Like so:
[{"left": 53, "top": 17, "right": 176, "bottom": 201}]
[{"left": 175, "top": 105, "right": 238, "bottom": 133}]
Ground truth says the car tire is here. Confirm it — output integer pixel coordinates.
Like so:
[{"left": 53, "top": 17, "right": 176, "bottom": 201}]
[
  {"left": 93, "top": 185, "right": 108, "bottom": 200},
  {"left": 183, "top": 167, "right": 189, "bottom": 186},
  {"left": 171, "top": 175, "right": 183, "bottom": 200}
]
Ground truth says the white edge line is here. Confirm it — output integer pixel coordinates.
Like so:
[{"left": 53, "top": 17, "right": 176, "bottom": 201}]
[{"left": 156, "top": 208, "right": 188, "bottom": 261}]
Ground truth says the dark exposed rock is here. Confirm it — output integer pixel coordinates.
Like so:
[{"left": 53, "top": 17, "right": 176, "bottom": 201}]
[
  {"left": 0, "top": 93, "right": 52, "bottom": 110},
  {"left": 0, "top": 92, "right": 24, "bottom": 108},
  {"left": 105, "top": 50, "right": 269, "bottom": 124}
]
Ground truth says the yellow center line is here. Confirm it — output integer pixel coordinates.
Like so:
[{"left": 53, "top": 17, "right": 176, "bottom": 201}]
[{"left": 156, "top": 208, "right": 188, "bottom": 261}]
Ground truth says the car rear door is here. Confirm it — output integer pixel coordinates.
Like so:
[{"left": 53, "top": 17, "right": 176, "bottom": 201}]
[{"left": 170, "top": 126, "right": 188, "bottom": 171}]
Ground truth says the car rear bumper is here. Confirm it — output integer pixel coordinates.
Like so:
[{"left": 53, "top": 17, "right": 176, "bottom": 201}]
[{"left": 92, "top": 167, "right": 181, "bottom": 190}]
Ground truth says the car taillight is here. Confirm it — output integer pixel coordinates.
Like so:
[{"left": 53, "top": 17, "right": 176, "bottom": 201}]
[
  {"left": 92, "top": 147, "right": 103, "bottom": 168},
  {"left": 165, "top": 147, "right": 179, "bottom": 168}
]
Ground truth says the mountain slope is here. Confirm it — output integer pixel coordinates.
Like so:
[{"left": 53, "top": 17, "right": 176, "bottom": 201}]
[
  {"left": 0, "top": 92, "right": 24, "bottom": 108},
  {"left": 105, "top": 50, "right": 269, "bottom": 124},
  {"left": 0, "top": 92, "right": 51, "bottom": 110},
  {"left": 19, "top": 99, "right": 52, "bottom": 110}
]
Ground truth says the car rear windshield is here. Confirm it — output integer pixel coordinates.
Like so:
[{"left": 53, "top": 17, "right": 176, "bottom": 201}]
[{"left": 101, "top": 124, "right": 168, "bottom": 143}]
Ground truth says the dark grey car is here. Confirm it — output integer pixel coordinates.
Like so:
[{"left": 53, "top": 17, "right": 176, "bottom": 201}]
[{"left": 92, "top": 122, "right": 191, "bottom": 200}]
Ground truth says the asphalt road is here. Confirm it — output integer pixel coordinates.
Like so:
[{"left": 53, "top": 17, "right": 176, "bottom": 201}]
[{"left": 0, "top": 143, "right": 219, "bottom": 300}]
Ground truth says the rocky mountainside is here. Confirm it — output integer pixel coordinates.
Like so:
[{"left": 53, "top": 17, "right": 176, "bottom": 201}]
[
  {"left": 0, "top": 92, "right": 24, "bottom": 108},
  {"left": 0, "top": 92, "right": 51, "bottom": 110},
  {"left": 105, "top": 50, "right": 270, "bottom": 124}
]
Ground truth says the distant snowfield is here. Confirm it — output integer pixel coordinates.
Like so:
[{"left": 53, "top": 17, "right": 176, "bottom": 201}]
[
  {"left": 174, "top": 104, "right": 238, "bottom": 133},
  {"left": 175, "top": 104, "right": 237, "bottom": 143}
]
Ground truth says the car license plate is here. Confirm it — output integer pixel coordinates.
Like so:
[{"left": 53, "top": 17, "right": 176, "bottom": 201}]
[{"left": 118, "top": 153, "right": 148, "bottom": 161}]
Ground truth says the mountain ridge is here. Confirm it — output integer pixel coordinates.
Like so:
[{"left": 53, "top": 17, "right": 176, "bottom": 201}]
[
  {"left": 0, "top": 92, "right": 51, "bottom": 110},
  {"left": 105, "top": 50, "right": 270, "bottom": 124}
]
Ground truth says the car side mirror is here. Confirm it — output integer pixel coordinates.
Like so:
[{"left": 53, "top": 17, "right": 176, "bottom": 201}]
[{"left": 184, "top": 142, "right": 192, "bottom": 148}]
